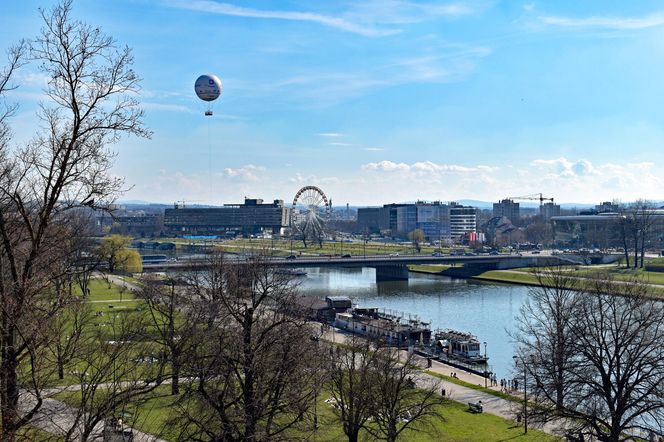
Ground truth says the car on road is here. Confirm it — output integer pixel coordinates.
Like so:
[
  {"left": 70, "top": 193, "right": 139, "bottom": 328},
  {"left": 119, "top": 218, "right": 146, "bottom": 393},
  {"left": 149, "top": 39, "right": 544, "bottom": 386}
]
[
  {"left": 341, "top": 254, "right": 352, "bottom": 258},
  {"left": 389, "top": 253, "right": 400, "bottom": 257},
  {"left": 489, "top": 251, "right": 500, "bottom": 255},
  {"left": 286, "top": 255, "right": 297, "bottom": 260},
  {"left": 431, "top": 252, "right": 443, "bottom": 257}
]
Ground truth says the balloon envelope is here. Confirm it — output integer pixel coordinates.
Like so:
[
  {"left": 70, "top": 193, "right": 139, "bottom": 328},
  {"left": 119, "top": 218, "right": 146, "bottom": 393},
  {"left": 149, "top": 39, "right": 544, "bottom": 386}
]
[{"left": 194, "top": 74, "right": 222, "bottom": 102}]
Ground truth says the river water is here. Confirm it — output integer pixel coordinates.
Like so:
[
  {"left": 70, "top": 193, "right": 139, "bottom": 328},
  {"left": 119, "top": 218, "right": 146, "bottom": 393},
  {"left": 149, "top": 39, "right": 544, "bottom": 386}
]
[{"left": 298, "top": 267, "right": 531, "bottom": 379}]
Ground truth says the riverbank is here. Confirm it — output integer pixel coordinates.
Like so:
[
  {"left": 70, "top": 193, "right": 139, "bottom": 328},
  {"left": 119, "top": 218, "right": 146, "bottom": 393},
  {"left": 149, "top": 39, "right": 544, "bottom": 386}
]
[{"left": 409, "top": 265, "right": 664, "bottom": 298}]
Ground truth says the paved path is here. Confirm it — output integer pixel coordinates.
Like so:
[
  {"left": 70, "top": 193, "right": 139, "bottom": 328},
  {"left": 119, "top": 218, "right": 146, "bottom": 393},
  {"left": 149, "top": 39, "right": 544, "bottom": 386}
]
[
  {"left": 20, "top": 388, "right": 166, "bottom": 441},
  {"left": 323, "top": 327, "right": 570, "bottom": 437}
]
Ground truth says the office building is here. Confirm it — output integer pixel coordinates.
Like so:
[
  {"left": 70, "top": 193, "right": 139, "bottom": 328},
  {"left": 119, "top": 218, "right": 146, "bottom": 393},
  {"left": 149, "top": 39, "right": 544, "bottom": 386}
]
[
  {"left": 492, "top": 199, "right": 520, "bottom": 221},
  {"left": 164, "top": 198, "right": 290, "bottom": 236},
  {"left": 540, "top": 202, "right": 561, "bottom": 220},
  {"left": 450, "top": 203, "right": 477, "bottom": 240},
  {"left": 357, "top": 201, "right": 452, "bottom": 240}
]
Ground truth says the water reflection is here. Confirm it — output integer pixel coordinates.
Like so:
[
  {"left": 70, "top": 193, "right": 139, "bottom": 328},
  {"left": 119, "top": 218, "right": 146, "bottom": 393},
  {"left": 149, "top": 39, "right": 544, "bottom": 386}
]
[{"left": 299, "top": 267, "right": 530, "bottom": 379}]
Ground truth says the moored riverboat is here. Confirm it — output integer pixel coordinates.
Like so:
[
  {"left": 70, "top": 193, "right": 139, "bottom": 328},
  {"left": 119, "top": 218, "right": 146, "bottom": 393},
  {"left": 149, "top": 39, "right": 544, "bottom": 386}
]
[
  {"left": 434, "top": 329, "right": 489, "bottom": 364},
  {"left": 334, "top": 308, "right": 432, "bottom": 346}
]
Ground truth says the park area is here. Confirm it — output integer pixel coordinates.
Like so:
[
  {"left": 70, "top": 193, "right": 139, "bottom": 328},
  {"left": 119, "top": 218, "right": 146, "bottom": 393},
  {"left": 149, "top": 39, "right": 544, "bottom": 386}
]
[{"left": 33, "top": 275, "right": 558, "bottom": 441}]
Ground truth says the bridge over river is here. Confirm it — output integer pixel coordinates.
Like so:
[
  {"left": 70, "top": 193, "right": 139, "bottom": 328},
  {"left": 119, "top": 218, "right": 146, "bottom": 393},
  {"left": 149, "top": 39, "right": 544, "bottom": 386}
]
[{"left": 143, "top": 253, "right": 622, "bottom": 281}]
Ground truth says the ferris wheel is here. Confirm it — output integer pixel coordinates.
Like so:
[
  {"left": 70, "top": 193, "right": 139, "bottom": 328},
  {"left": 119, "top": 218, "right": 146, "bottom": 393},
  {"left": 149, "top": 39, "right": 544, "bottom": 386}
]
[{"left": 292, "top": 186, "right": 331, "bottom": 247}]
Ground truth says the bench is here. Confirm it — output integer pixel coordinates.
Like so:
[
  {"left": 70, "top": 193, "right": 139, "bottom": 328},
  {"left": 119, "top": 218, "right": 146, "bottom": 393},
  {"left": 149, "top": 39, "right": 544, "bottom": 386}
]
[{"left": 468, "top": 401, "right": 483, "bottom": 413}]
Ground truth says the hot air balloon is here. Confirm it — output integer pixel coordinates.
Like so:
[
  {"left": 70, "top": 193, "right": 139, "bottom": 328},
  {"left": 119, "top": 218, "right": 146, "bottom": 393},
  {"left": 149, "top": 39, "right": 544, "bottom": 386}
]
[{"left": 194, "top": 74, "right": 222, "bottom": 116}]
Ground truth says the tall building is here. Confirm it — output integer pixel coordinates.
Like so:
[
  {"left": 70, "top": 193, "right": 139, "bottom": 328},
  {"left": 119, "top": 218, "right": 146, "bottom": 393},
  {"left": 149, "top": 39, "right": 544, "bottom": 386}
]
[
  {"left": 357, "top": 207, "right": 383, "bottom": 233},
  {"left": 493, "top": 199, "right": 520, "bottom": 221},
  {"left": 357, "top": 201, "right": 452, "bottom": 241},
  {"left": 540, "top": 202, "right": 561, "bottom": 220},
  {"left": 416, "top": 202, "right": 450, "bottom": 240},
  {"left": 449, "top": 203, "right": 477, "bottom": 240},
  {"left": 595, "top": 201, "right": 620, "bottom": 213},
  {"left": 164, "top": 198, "right": 290, "bottom": 236}
]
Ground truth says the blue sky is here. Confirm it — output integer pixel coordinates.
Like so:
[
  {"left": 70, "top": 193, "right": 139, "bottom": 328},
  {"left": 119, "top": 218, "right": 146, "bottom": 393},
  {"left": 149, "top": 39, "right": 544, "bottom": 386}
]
[{"left": 3, "top": 0, "right": 664, "bottom": 205}]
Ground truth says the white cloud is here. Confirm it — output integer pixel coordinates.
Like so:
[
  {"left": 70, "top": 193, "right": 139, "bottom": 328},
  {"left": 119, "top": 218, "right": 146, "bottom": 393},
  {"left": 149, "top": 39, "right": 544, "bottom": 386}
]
[
  {"left": 329, "top": 142, "right": 353, "bottom": 146},
  {"left": 221, "top": 164, "right": 266, "bottom": 181},
  {"left": 164, "top": 0, "right": 400, "bottom": 37},
  {"left": 539, "top": 12, "right": 664, "bottom": 30},
  {"left": 362, "top": 160, "right": 411, "bottom": 172},
  {"left": 362, "top": 160, "right": 496, "bottom": 174},
  {"left": 317, "top": 132, "right": 343, "bottom": 137},
  {"left": 530, "top": 157, "right": 597, "bottom": 178},
  {"left": 346, "top": 1, "right": 475, "bottom": 25}
]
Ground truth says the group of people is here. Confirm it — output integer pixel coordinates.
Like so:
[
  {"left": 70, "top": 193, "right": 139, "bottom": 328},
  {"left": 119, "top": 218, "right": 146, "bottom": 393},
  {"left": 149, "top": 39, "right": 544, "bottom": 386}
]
[{"left": 499, "top": 378, "right": 519, "bottom": 392}]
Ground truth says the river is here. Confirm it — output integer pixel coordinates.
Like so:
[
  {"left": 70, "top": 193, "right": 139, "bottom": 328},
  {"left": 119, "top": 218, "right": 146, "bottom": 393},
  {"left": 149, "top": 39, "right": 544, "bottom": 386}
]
[{"left": 298, "top": 267, "right": 532, "bottom": 379}]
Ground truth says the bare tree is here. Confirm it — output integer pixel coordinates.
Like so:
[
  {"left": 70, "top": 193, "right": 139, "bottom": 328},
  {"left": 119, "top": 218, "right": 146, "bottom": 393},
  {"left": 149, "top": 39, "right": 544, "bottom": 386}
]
[
  {"left": 58, "top": 312, "right": 165, "bottom": 441},
  {"left": 512, "top": 267, "right": 581, "bottom": 417},
  {"left": 617, "top": 212, "right": 632, "bottom": 268},
  {"left": 517, "top": 270, "right": 664, "bottom": 440},
  {"left": 45, "top": 298, "right": 93, "bottom": 381},
  {"left": 0, "top": 1, "right": 149, "bottom": 439},
  {"left": 564, "top": 275, "right": 664, "bottom": 440},
  {"left": 366, "top": 346, "right": 443, "bottom": 442},
  {"left": 171, "top": 253, "right": 321, "bottom": 441},
  {"left": 632, "top": 200, "right": 656, "bottom": 269},
  {"left": 326, "top": 336, "right": 378, "bottom": 442},
  {"left": 618, "top": 201, "right": 657, "bottom": 269},
  {"left": 138, "top": 275, "right": 194, "bottom": 395}
]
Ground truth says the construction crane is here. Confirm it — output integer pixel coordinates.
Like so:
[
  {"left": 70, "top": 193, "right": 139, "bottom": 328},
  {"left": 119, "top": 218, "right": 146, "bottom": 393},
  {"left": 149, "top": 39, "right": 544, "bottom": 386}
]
[{"left": 508, "top": 193, "right": 554, "bottom": 206}]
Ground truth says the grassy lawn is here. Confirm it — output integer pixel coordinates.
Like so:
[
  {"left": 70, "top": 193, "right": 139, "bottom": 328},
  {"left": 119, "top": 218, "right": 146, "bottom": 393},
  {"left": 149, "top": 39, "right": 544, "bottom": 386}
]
[
  {"left": 472, "top": 271, "right": 541, "bottom": 286},
  {"left": 16, "top": 426, "right": 64, "bottom": 441},
  {"left": 55, "top": 385, "right": 558, "bottom": 442},
  {"left": 409, "top": 264, "right": 455, "bottom": 273},
  {"left": 471, "top": 268, "right": 664, "bottom": 298},
  {"left": 74, "top": 278, "right": 136, "bottom": 302},
  {"left": 425, "top": 371, "right": 521, "bottom": 403}
]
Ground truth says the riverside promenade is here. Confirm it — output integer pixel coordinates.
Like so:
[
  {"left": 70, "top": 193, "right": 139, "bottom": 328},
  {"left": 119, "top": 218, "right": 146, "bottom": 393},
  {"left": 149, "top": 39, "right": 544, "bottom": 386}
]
[{"left": 322, "top": 327, "right": 569, "bottom": 437}]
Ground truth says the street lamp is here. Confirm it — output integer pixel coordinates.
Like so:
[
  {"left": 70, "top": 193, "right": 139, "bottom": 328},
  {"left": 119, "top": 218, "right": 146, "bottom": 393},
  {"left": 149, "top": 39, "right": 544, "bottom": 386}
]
[
  {"left": 512, "top": 355, "right": 528, "bottom": 434},
  {"left": 483, "top": 341, "right": 488, "bottom": 388}
]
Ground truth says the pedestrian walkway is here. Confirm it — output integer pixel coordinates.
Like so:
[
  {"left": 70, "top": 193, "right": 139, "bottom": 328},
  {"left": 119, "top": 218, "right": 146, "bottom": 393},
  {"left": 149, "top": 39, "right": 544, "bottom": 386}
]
[{"left": 322, "top": 326, "right": 569, "bottom": 437}]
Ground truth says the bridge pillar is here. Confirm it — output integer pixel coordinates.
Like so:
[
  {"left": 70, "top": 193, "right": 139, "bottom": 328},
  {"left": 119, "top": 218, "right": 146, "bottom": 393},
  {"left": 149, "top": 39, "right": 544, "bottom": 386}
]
[{"left": 375, "top": 265, "right": 409, "bottom": 282}]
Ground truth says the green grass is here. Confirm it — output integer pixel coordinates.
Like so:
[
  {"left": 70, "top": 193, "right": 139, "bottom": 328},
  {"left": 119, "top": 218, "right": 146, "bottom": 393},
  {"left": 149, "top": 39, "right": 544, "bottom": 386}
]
[
  {"left": 472, "top": 271, "right": 541, "bottom": 286},
  {"left": 56, "top": 384, "right": 559, "bottom": 442},
  {"left": 409, "top": 264, "right": 455, "bottom": 273},
  {"left": 16, "top": 425, "right": 64, "bottom": 441},
  {"left": 74, "top": 278, "right": 136, "bottom": 302},
  {"left": 425, "top": 371, "right": 521, "bottom": 403},
  {"left": 470, "top": 268, "right": 664, "bottom": 299}
]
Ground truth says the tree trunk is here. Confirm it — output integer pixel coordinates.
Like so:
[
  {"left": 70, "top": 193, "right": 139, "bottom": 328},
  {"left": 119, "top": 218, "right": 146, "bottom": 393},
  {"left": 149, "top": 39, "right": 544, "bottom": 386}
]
[
  {"left": 621, "top": 225, "right": 630, "bottom": 268},
  {"left": 640, "top": 229, "right": 646, "bottom": 269},
  {"left": 242, "top": 308, "right": 257, "bottom": 442},
  {"left": 1, "top": 324, "right": 18, "bottom": 442},
  {"left": 633, "top": 231, "right": 639, "bottom": 269},
  {"left": 57, "top": 354, "right": 65, "bottom": 380},
  {"left": 387, "top": 423, "right": 398, "bottom": 442},
  {"left": 171, "top": 352, "right": 180, "bottom": 395}
]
